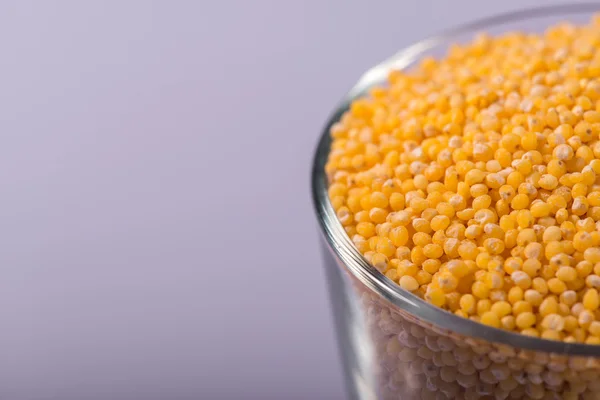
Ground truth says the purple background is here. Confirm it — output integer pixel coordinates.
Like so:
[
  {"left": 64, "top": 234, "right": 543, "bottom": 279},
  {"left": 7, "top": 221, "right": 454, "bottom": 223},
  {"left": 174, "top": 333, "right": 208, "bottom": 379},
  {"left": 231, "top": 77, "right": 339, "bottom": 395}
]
[{"left": 0, "top": 0, "right": 561, "bottom": 399}]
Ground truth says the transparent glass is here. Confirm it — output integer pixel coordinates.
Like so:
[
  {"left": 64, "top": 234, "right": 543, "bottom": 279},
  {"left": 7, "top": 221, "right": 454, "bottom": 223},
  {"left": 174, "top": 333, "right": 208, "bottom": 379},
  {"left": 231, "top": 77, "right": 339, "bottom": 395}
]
[{"left": 312, "top": 4, "right": 600, "bottom": 400}]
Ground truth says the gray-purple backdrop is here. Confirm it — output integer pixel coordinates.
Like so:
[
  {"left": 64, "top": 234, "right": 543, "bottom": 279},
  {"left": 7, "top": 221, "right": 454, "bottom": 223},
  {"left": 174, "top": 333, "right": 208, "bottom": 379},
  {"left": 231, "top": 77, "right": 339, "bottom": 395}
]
[{"left": 0, "top": 0, "right": 564, "bottom": 399}]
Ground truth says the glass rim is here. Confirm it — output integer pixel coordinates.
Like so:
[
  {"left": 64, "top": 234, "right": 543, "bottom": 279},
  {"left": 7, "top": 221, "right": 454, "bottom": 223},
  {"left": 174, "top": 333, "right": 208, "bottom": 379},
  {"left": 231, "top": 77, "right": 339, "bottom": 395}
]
[{"left": 311, "top": 3, "right": 600, "bottom": 357}]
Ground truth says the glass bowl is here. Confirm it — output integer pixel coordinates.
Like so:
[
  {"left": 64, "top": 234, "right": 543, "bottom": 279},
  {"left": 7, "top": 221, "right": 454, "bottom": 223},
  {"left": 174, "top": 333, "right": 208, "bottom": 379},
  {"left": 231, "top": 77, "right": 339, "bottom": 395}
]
[{"left": 312, "top": 4, "right": 600, "bottom": 400}]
